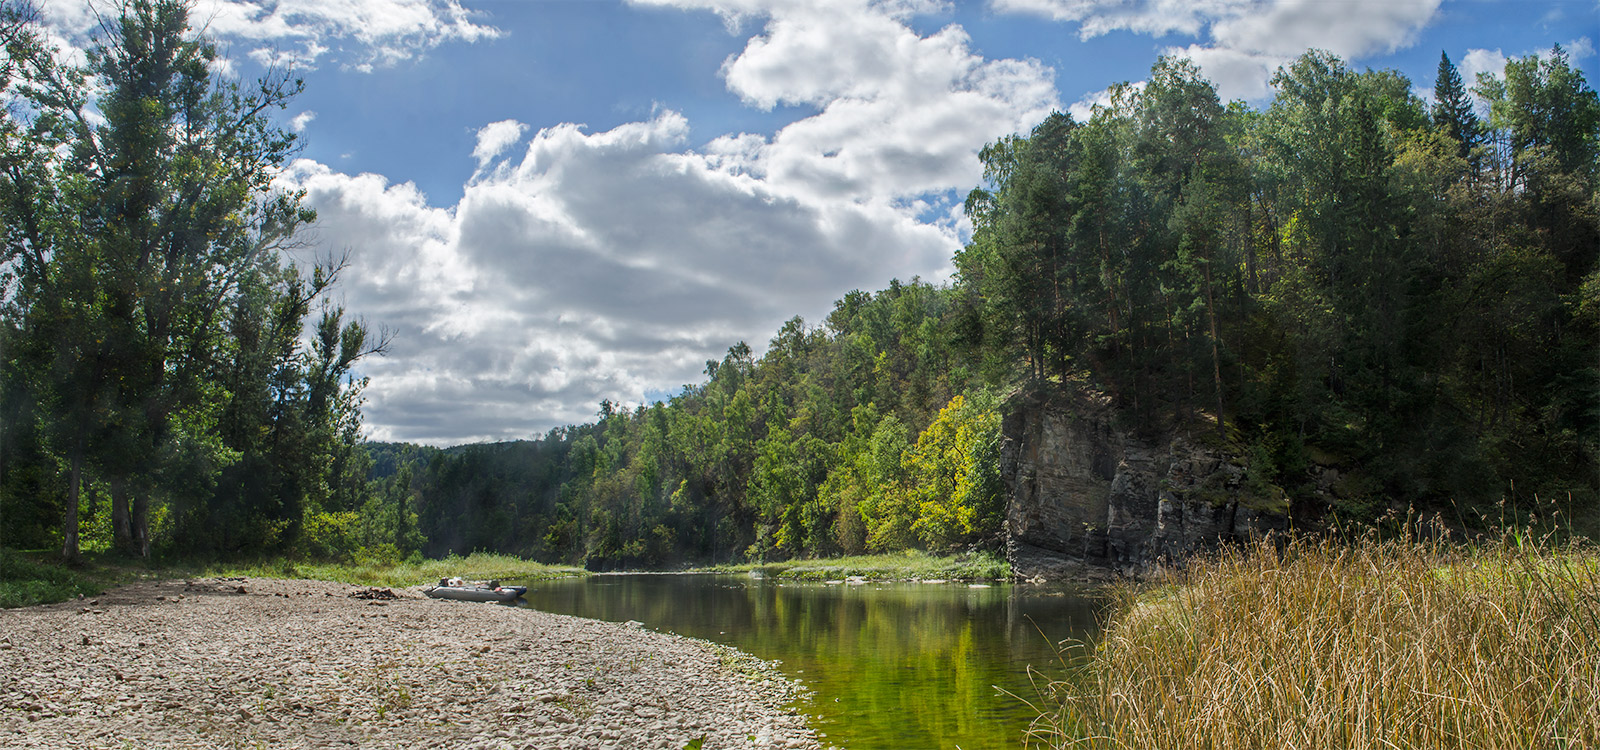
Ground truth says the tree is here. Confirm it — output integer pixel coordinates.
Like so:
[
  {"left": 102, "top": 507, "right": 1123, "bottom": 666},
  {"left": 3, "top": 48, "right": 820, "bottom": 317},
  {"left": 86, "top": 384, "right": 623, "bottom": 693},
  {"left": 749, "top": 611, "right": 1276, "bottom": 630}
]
[
  {"left": 1432, "top": 51, "right": 1482, "bottom": 166},
  {"left": 960, "top": 113, "right": 1082, "bottom": 383},
  {"left": 1135, "top": 57, "right": 1245, "bottom": 437},
  {"left": 0, "top": 0, "right": 374, "bottom": 560},
  {"left": 1478, "top": 46, "right": 1600, "bottom": 183},
  {"left": 904, "top": 393, "right": 1004, "bottom": 549}
]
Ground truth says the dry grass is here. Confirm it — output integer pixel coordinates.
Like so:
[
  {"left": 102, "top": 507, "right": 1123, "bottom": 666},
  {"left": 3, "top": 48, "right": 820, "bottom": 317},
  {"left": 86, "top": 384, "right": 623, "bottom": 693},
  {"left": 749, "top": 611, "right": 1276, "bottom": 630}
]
[{"left": 1033, "top": 532, "right": 1600, "bottom": 749}]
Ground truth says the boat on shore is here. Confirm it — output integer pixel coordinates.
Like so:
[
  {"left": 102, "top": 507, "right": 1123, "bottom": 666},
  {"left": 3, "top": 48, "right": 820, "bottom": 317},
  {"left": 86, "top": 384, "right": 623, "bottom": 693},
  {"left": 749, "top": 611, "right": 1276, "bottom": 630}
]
[{"left": 422, "top": 578, "right": 527, "bottom": 603}]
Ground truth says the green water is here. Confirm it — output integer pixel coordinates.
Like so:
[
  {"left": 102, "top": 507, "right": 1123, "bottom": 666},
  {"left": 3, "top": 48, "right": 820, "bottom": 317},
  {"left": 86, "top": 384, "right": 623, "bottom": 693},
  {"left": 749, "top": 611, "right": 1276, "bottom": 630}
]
[{"left": 518, "top": 574, "right": 1101, "bottom": 749}]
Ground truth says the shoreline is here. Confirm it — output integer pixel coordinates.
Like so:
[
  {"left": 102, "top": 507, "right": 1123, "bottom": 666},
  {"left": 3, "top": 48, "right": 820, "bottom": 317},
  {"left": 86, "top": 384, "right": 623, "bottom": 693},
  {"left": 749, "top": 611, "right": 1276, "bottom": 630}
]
[{"left": 0, "top": 577, "right": 820, "bottom": 750}]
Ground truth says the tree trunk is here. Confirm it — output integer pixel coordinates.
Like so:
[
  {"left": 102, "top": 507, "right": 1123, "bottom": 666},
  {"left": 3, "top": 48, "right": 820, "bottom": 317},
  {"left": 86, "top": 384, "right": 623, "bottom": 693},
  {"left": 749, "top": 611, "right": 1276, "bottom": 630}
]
[
  {"left": 62, "top": 444, "right": 83, "bottom": 564},
  {"left": 1245, "top": 195, "right": 1260, "bottom": 294},
  {"left": 132, "top": 491, "right": 151, "bottom": 558},
  {"left": 1204, "top": 261, "right": 1227, "bottom": 440},
  {"left": 111, "top": 477, "right": 133, "bottom": 554}
]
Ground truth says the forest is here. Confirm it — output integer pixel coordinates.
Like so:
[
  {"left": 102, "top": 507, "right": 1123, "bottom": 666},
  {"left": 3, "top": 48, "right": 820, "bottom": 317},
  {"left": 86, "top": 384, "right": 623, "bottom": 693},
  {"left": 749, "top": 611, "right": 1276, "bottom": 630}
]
[{"left": 2, "top": 0, "right": 1596, "bottom": 569}]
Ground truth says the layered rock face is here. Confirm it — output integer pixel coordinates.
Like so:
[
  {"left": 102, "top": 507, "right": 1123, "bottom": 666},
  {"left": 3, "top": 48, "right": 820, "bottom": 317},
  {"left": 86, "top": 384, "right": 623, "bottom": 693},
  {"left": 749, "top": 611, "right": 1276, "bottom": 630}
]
[{"left": 1001, "top": 391, "right": 1289, "bottom": 580}]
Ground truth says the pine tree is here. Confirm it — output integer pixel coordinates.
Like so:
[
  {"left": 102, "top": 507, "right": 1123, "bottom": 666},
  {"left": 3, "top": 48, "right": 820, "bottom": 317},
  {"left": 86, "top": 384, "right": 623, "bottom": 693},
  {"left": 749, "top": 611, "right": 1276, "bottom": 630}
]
[{"left": 1432, "top": 51, "right": 1481, "bottom": 163}]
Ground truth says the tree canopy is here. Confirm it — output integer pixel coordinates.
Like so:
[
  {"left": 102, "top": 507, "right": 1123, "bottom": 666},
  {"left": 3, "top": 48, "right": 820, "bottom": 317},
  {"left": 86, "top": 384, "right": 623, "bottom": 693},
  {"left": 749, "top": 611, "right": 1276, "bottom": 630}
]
[{"left": 1, "top": 0, "right": 382, "bottom": 561}]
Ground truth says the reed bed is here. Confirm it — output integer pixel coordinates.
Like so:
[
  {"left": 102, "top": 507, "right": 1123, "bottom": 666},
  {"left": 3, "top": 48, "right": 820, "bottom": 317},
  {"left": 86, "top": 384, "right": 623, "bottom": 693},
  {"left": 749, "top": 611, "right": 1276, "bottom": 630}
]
[{"left": 1033, "top": 534, "right": 1600, "bottom": 749}]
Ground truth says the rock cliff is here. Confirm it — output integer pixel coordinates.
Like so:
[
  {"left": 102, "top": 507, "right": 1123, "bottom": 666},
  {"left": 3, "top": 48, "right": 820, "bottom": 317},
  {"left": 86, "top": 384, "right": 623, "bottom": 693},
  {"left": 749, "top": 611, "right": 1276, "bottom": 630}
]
[{"left": 1001, "top": 390, "right": 1289, "bottom": 580}]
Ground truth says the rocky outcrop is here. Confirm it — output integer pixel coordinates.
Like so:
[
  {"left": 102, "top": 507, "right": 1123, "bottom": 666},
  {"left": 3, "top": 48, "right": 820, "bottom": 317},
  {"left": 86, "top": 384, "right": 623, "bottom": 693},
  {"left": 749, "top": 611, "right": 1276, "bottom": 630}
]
[{"left": 1002, "top": 390, "right": 1289, "bottom": 580}]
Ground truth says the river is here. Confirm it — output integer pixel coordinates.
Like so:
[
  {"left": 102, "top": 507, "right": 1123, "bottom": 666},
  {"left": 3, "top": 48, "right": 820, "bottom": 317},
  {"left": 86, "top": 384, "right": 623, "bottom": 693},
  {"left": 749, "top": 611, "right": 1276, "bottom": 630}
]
[{"left": 516, "top": 574, "right": 1102, "bottom": 750}]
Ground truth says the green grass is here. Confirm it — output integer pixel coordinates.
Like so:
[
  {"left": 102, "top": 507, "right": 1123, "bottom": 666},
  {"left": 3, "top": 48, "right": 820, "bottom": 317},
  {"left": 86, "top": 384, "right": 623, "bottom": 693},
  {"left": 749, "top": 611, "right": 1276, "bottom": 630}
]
[
  {"left": 698, "top": 549, "right": 1010, "bottom": 581},
  {"left": 1030, "top": 533, "right": 1600, "bottom": 750},
  {"left": 0, "top": 549, "right": 584, "bottom": 608},
  {"left": 0, "top": 548, "right": 111, "bottom": 608},
  {"left": 197, "top": 551, "right": 586, "bottom": 588}
]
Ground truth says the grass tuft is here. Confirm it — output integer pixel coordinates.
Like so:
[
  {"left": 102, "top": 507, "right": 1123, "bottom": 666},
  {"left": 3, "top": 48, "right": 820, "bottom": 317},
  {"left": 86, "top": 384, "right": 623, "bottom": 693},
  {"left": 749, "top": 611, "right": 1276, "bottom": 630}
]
[{"left": 1031, "top": 532, "right": 1600, "bottom": 749}]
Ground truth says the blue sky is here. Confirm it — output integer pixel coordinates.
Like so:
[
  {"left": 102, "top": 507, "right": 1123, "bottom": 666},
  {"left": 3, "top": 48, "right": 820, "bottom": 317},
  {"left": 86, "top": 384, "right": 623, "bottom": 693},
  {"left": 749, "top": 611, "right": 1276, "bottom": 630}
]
[{"left": 41, "top": 0, "right": 1598, "bottom": 445}]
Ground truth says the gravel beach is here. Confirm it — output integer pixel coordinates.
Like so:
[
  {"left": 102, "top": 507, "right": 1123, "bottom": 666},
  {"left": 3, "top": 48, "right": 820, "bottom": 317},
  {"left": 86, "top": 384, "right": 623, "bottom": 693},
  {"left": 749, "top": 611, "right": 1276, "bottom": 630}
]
[{"left": 0, "top": 577, "right": 821, "bottom": 750}]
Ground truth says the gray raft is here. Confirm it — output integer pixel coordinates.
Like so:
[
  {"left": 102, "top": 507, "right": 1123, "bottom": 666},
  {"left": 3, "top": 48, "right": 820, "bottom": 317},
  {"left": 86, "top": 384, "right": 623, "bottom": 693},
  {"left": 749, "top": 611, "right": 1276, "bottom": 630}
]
[{"left": 422, "top": 579, "right": 527, "bottom": 602}]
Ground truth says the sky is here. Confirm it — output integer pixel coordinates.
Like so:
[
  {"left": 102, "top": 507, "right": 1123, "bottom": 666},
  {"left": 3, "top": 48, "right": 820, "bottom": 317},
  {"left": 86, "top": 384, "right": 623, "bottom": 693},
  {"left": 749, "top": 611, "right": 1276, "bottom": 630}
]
[{"left": 38, "top": 0, "right": 1598, "bottom": 446}]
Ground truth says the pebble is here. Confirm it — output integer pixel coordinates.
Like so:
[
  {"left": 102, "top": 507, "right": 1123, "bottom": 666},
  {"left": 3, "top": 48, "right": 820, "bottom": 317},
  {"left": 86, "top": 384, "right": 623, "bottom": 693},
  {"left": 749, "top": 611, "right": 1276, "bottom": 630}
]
[{"left": 0, "top": 577, "right": 820, "bottom": 750}]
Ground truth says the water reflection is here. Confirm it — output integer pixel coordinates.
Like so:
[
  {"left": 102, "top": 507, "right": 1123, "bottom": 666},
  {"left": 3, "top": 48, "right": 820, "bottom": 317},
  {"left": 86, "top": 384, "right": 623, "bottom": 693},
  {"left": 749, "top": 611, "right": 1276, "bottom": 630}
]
[{"left": 518, "top": 575, "right": 1101, "bottom": 750}]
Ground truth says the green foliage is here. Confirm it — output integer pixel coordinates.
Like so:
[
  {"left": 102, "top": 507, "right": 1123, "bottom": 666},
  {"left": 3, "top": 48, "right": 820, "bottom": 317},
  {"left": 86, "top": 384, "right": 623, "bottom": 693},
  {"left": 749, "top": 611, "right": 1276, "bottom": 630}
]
[
  {"left": 959, "top": 49, "right": 1598, "bottom": 522},
  {"left": 0, "top": 548, "right": 105, "bottom": 608},
  {"left": 904, "top": 393, "right": 1006, "bottom": 549},
  {"left": 0, "top": 0, "right": 382, "bottom": 562},
  {"left": 385, "top": 49, "right": 1597, "bottom": 567},
  {"left": 384, "top": 277, "right": 1005, "bottom": 567},
  {"left": 4, "top": 28, "right": 1594, "bottom": 573},
  {"left": 701, "top": 549, "right": 1009, "bottom": 582}
]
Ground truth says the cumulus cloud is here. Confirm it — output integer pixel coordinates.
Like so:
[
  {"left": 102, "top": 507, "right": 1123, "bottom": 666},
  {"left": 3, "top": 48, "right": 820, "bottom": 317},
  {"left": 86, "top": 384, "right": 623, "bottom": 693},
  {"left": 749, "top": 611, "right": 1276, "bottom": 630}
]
[
  {"left": 284, "top": 114, "right": 954, "bottom": 444},
  {"left": 472, "top": 120, "right": 529, "bottom": 171},
  {"left": 281, "top": 0, "right": 1056, "bottom": 444},
  {"left": 995, "top": 0, "right": 1233, "bottom": 38},
  {"left": 1565, "top": 36, "right": 1595, "bottom": 62},
  {"left": 642, "top": 0, "right": 1057, "bottom": 205},
  {"left": 995, "top": 0, "right": 1438, "bottom": 57},
  {"left": 1159, "top": 44, "right": 1280, "bottom": 102},
  {"left": 997, "top": 0, "right": 1443, "bottom": 104},
  {"left": 40, "top": 0, "right": 498, "bottom": 71},
  {"left": 1207, "top": 0, "right": 1439, "bottom": 59},
  {"left": 1461, "top": 47, "right": 1508, "bottom": 87}
]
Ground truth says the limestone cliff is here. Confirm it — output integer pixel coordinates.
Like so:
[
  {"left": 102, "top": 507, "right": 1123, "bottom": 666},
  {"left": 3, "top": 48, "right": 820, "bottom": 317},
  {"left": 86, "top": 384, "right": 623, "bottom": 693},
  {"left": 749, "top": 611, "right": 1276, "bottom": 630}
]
[{"left": 1001, "top": 390, "right": 1289, "bottom": 580}]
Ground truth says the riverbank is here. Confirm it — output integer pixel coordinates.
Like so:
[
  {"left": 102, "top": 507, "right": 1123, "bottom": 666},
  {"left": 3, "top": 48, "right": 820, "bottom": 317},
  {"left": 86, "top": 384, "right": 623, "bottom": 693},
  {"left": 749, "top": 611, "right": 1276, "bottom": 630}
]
[
  {"left": 0, "top": 576, "right": 819, "bottom": 750},
  {"left": 698, "top": 549, "right": 1009, "bottom": 581},
  {"left": 1031, "top": 535, "right": 1600, "bottom": 749},
  {"left": 0, "top": 549, "right": 586, "bottom": 609},
  {"left": 209, "top": 551, "right": 588, "bottom": 588}
]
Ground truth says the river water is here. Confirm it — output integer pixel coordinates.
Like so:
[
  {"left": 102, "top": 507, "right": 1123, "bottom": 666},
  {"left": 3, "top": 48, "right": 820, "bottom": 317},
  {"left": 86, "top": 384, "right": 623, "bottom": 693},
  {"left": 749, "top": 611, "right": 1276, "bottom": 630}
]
[{"left": 517, "top": 574, "right": 1102, "bottom": 749}]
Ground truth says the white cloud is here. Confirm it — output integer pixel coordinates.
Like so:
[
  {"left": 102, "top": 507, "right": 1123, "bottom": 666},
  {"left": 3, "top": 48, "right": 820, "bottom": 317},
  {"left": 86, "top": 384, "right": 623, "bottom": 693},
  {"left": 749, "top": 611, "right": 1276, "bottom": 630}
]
[
  {"left": 1208, "top": 0, "right": 1440, "bottom": 59},
  {"left": 289, "top": 110, "right": 317, "bottom": 132},
  {"left": 1162, "top": 44, "right": 1280, "bottom": 102},
  {"left": 995, "top": 0, "right": 1233, "bottom": 38},
  {"left": 994, "top": 0, "right": 1438, "bottom": 57},
  {"left": 642, "top": 0, "right": 1057, "bottom": 204},
  {"left": 1562, "top": 36, "right": 1594, "bottom": 62},
  {"left": 996, "top": 0, "right": 1444, "bottom": 105},
  {"left": 284, "top": 111, "right": 957, "bottom": 444},
  {"left": 1461, "top": 47, "right": 1508, "bottom": 87},
  {"left": 40, "top": 0, "right": 498, "bottom": 71},
  {"left": 278, "top": 0, "right": 1057, "bottom": 444},
  {"left": 472, "top": 120, "right": 529, "bottom": 170}
]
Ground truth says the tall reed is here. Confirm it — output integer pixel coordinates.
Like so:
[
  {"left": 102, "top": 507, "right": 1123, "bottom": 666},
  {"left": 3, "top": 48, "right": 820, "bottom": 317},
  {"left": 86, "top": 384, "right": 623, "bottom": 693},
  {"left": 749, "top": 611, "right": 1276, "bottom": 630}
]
[{"left": 1033, "top": 532, "right": 1600, "bottom": 749}]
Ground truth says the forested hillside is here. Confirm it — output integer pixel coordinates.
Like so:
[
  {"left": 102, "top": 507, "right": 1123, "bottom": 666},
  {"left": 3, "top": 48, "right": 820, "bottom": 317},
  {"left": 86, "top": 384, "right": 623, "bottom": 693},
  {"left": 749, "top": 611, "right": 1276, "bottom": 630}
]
[
  {"left": 368, "top": 279, "right": 1006, "bottom": 566},
  {"left": 3, "top": 1, "right": 1595, "bottom": 570},
  {"left": 958, "top": 52, "right": 1597, "bottom": 520},
  {"left": 387, "top": 50, "right": 1599, "bottom": 569}
]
